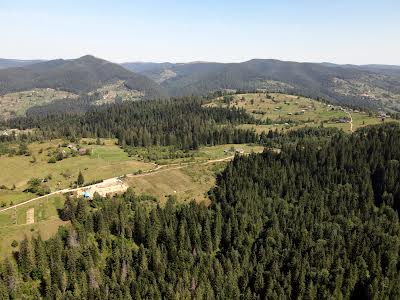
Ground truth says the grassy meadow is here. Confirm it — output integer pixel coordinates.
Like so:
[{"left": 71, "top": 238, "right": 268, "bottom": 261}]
[
  {"left": 0, "top": 139, "right": 155, "bottom": 206},
  {"left": 208, "top": 93, "right": 397, "bottom": 133},
  {"left": 0, "top": 88, "right": 78, "bottom": 119}
]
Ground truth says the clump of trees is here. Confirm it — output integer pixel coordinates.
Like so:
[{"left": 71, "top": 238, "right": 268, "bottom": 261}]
[
  {"left": 23, "top": 178, "right": 50, "bottom": 196},
  {"left": 77, "top": 171, "right": 84, "bottom": 186}
]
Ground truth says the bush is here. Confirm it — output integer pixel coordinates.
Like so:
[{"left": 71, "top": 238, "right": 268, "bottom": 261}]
[
  {"left": 37, "top": 184, "right": 51, "bottom": 196},
  {"left": 48, "top": 157, "right": 56, "bottom": 163},
  {"left": 55, "top": 151, "right": 64, "bottom": 161},
  {"left": 11, "top": 240, "right": 18, "bottom": 248}
]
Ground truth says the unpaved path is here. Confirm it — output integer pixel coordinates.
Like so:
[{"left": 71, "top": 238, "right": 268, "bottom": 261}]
[
  {"left": 346, "top": 111, "right": 353, "bottom": 132},
  {"left": 26, "top": 208, "right": 35, "bottom": 224},
  {"left": 0, "top": 156, "right": 235, "bottom": 213}
]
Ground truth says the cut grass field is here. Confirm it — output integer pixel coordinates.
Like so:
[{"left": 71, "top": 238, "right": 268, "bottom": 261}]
[
  {"left": 208, "top": 93, "right": 399, "bottom": 133},
  {"left": 126, "top": 162, "right": 225, "bottom": 206},
  {"left": 125, "top": 144, "right": 264, "bottom": 205}
]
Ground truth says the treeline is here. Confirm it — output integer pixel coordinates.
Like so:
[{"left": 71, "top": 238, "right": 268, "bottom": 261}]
[
  {"left": 1, "top": 123, "right": 400, "bottom": 299},
  {"left": 8, "top": 97, "right": 261, "bottom": 150}
]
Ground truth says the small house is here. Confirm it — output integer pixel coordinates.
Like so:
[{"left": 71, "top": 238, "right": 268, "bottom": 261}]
[{"left": 338, "top": 117, "right": 350, "bottom": 123}]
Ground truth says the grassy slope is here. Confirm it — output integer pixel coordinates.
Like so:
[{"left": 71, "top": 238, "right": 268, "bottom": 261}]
[
  {"left": 208, "top": 93, "right": 398, "bottom": 133},
  {"left": 126, "top": 144, "right": 264, "bottom": 205},
  {"left": 0, "top": 139, "right": 154, "bottom": 206},
  {"left": 0, "top": 194, "right": 68, "bottom": 257},
  {"left": 0, "top": 88, "right": 78, "bottom": 119}
]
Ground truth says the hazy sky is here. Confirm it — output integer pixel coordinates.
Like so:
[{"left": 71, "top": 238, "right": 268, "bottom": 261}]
[{"left": 1, "top": 0, "right": 399, "bottom": 64}]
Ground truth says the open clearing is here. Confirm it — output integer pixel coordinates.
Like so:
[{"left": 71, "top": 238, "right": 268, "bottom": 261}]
[
  {"left": 0, "top": 194, "right": 67, "bottom": 257},
  {"left": 0, "top": 139, "right": 154, "bottom": 206},
  {"left": 89, "top": 80, "right": 144, "bottom": 105},
  {"left": 126, "top": 161, "right": 228, "bottom": 206},
  {"left": 208, "top": 93, "right": 398, "bottom": 133},
  {"left": 0, "top": 88, "right": 78, "bottom": 119}
]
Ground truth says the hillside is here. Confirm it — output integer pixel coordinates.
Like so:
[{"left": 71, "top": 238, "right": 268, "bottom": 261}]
[
  {"left": 207, "top": 92, "right": 393, "bottom": 133},
  {"left": 123, "top": 59, "right": 400, "bottom": 112},
  {"left": 0, "top": 55, "right": 166, "bottom": 98}
]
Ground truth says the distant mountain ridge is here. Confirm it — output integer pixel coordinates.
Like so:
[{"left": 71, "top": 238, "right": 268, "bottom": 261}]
[
  {"left": 0, "top": 58, "right": 44, "bottom": 70},
  {"left": 1, "top": 55, "right": 400, "bottom": 114},
  {"left": 122, "top": 59, "right": 400, "bottom": 112},
  {"left": 0, "top": 55, "right": 166, "bottom": 99}
]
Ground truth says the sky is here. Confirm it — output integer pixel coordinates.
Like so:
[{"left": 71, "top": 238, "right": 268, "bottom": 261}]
[{"left": 0, "top": 0, "right": 399, "bottom": 65}]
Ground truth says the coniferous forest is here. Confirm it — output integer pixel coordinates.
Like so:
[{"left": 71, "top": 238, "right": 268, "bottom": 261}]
[
  {"left": 6, "top": 97, "right": 260, "bottom": 150},
  {"left": 1, "top": 123, "right": 400, "bottom": 299}
]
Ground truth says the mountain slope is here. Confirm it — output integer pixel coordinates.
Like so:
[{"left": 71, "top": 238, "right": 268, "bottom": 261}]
[
  {"left": 0, "top": 55, "right": 167, "bottom": 99},
  {"left": 123, "top": 59, "right": 400, "bottom": 112}
]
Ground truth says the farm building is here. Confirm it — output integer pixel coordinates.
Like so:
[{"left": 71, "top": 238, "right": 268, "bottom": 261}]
[
  {"left": 338, "top": 117, "right": 351, "bottom": 123},
  {"left": 75, "top": 178, "right": 128, "bottom": 199}
]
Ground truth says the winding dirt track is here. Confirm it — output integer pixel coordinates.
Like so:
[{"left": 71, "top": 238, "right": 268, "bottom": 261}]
[
  {"left": 0, "top": 156, "right": 234, "bottom": 213},
  {"left": 347, "top": 111, "right": 353, "bottom": 132}
]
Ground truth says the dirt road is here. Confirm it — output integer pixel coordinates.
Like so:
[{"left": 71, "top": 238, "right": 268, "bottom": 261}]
[
  {"left": 0, "top": 156, "right": 235, "bottom": 213},
  {"left": 346, "top": 110, "right": 353, "bottom": 132}
]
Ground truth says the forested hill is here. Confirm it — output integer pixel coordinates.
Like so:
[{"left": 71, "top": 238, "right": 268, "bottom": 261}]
[
  {"left": 1, "top": 123, "right": 399, "bottom": 298},
  {"left": 123, "top": 59, "right": 400, "bottom": 112},
  {"left": 7, "top": 97, "right": 260, "bottom": 150},
  {"left": 0, "top": 55, "right": 166, "bottom": 99}
]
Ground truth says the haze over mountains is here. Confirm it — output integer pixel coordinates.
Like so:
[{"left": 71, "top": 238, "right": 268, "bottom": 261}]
[
  {"left": 1, "top": 55, "right": 400, "bottom": 117},
  {"left": 0, "top": 58, "right": 44, "bottom": 70}
]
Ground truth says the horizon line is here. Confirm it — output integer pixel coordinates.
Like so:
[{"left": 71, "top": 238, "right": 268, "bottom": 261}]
[{"left": 1, "top": 55, "right": 400, "bottom": 67}]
